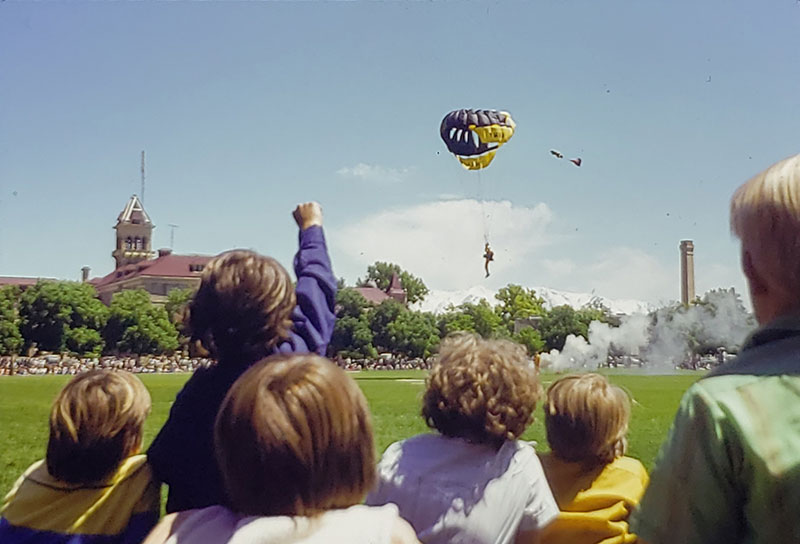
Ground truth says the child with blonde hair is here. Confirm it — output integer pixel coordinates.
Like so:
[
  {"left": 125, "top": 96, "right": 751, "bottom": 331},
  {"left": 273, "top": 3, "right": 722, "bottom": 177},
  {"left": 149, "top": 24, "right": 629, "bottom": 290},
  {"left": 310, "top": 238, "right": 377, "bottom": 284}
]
[
  {"left": 538, "top": 373, "right": 648, "bottom": 544},
  {"left": 143, "top": 354, "right": 419, "bottom": 544},
  {"left": 633, "top": 153, "right": 800, "bottom": 543},
  {"left": 367, "top": 333, "right": 558, "bottom": 544},
  {"left": 0, "top": 370, "right": 159, "bottom": 543},
  {"left": 147, "top": 202, "right": 337, "bottom": 513}
]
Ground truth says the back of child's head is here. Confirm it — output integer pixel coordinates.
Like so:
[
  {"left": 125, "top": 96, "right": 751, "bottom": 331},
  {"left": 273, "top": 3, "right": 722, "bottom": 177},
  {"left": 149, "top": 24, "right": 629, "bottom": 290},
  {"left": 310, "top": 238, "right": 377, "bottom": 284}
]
[
  {"left": 214, "top": 354, "right": 375, "bottom": 517},
  {"left": 189, "top": 250, "right": 296, "bottom": 364},
  {"left": 46, "top": 370, "right": 150, "bottom": 484},
  {"left": 423, "top": 332, "right": 541, "bottom": 447},
  {"left": 544, "top": 373, "right": 629, "bottom": 466},
  {"left": 731, "top": 153, "right": 800, "bottom": 305}
]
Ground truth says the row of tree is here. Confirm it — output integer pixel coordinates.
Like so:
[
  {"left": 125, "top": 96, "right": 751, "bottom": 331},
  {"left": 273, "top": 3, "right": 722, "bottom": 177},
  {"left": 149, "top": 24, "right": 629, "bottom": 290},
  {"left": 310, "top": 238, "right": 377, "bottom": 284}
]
[
  {"left": 330, "top": 283, "right": 615, "bottom": 359},
  {"left": 0, "top": 282, "right": 193, "bottom": 357},
  {"left": 0, "top": 261, "right": 752, "bottom": 360}
]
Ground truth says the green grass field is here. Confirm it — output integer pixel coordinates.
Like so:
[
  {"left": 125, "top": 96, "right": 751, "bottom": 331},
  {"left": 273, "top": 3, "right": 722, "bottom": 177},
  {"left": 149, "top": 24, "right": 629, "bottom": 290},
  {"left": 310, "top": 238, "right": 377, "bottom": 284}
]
[{"left": 0, "top": 370, "right": 701, "bottom": 497}]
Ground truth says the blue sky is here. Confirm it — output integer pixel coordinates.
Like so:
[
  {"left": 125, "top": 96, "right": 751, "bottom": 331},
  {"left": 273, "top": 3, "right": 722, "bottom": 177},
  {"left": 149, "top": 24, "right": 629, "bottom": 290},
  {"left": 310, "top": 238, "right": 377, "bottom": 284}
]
[{"left": 1, "top": 1, "right": 798, "bottom": 305}]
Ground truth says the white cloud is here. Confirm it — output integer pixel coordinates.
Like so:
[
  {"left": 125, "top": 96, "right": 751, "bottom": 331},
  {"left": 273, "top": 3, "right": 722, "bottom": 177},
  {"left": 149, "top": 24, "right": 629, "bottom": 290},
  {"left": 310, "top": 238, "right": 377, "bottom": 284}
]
[
  {"left": 331, "top": 199, "right": 554, "bottom": 290},
  {"left": 336, "top": 163, "right": 412, "bottom": 184},
  {"left": 330, "top": 199, "right": 749, "bottom": 307},
  {"left": 536, "top": 248, "right": 674, "bottom": 304},
  {"left": 542, "top": 258, "right": 576, "bottom": 278}
]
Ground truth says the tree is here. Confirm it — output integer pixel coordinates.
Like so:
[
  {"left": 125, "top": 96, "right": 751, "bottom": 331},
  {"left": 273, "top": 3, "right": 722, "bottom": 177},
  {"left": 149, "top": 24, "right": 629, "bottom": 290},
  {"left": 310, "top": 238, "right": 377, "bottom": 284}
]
[
  {"left": 165, "top": 287, "right": 195, "bottom": 324},
  {"left": 104, "top": 290, "right": 178, "bottom": 355},
  {"left": 438, "top": 299, "right": 504, "bottom": 339},
  {"left": 494, "top": 284, "right": 546, "bottom": 321},
  {"left": 369, "top": 299, "right": 406, "bottom": 351},
  {"left": 0, "top": 286, "right": 23, "bottom": 355},
  {"left": 336, "top": 288, "right": 371, "bottom": 320},
  {"left": 462, "top": 300, "right": 504, "bottom": 338},
  {"left": 19, "top": 281, "right": 108, "bottom": 353},
  {"left": 358, "top": 261, "right": 429, "bottom": 305},
  {"left": 577, "top": 298, "right": 620, "bottom": 327},
  {"left": 385, "top": 311, "right": 440, "bottom": 358},
  {"left": 329, "top": 315, "right": 376, "bottom": 358},
  {"left": 437, "top": 307, "right": 477, "bottom": 336},
  {"left": 514, "top": 327, "right": 545, "bottom": 356},
  {"left": 65, "top": 327, "right": 104, "bottom": 357},
  {"left": 539, "top": 305, "right": 588, "bottom": 351}
]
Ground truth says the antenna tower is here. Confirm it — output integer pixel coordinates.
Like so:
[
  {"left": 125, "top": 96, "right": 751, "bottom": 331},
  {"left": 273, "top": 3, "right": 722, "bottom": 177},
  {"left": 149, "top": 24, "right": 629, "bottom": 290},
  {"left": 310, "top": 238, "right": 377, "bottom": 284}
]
[
  {"left": 168, "top": 224, "right": 179, "bottom": 249},
  {"left": 140, "top": 150, "right": 146, "bottom": 204}
]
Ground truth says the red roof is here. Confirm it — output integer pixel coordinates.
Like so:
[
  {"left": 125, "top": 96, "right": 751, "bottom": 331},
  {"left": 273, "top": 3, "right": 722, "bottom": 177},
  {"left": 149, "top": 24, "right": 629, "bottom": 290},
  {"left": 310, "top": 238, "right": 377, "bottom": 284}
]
[
  {"left": 0, "top": 277, "right": 54, "bottom": 288},
  {"left": 93, "top": 253, "right": 213, "bottom": 288},
  {"left": 354, "top": 286, "right": 391, "bottom": 304}
]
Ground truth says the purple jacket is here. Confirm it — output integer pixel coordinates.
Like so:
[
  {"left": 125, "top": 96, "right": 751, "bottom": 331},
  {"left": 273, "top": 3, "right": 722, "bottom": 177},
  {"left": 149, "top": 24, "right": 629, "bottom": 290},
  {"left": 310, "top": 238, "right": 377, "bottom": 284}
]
[{"left": 147, "top": 226, "right": 337, "bottom": 513}]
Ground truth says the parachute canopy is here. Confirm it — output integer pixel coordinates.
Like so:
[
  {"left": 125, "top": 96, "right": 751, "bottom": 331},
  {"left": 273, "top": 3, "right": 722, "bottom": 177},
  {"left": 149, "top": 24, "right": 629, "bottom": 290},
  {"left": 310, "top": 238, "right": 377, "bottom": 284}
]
[{"left": 440, "top": 109, "right": 515, "bottom": 170}]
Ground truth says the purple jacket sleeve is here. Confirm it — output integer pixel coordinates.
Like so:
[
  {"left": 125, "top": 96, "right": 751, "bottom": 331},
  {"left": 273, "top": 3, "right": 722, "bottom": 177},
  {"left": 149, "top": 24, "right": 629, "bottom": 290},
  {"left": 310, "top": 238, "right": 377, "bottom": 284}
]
[{"left": 275, "top": 225, "right": 337, "bottom": 355}]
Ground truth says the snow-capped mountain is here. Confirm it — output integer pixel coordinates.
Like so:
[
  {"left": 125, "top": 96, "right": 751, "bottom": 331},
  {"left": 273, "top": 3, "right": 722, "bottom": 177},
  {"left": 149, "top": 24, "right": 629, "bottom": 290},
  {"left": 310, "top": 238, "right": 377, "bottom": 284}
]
[{"left": 414, "top": 285, "right": 653, "bottom": 316}]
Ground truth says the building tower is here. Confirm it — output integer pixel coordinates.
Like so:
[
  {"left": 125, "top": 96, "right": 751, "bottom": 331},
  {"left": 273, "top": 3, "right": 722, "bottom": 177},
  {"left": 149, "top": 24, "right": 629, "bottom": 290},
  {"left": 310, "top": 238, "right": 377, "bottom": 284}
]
[
  {"left": 680, "top": 240, "right": 695, "bottom": 306},
  {"left": 112, "top": 195, "right": 154, "bottom": 269}
]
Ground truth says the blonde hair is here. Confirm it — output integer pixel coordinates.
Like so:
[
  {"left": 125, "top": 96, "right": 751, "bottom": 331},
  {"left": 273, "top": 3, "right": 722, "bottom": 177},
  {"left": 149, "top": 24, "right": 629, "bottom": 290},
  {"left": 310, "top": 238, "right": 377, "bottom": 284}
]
[
  {"left": 214, "top": 354, "right": 375, "bottom": 517},
  {"left": 544, "top": 373, "right": 629, "bottom": 466},
  {"left": 731, "top": 153, "right": 800, "bottom": 303},
  {"left": 188, "top": 250, "right": 295, "bottom": 365},
  {"left": 423, "top": 333, "right": 541, "bottom": 447},
  {"left": 46, "top": 370, "right": 151, "bottom": 483}
]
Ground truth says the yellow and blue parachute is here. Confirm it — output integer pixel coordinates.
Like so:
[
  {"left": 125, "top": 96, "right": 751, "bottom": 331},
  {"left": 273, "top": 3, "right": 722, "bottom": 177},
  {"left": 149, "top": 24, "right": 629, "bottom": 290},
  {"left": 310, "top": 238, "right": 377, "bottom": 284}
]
[{"left": 440, "top": 109, "right": 515, "bottom": 170}]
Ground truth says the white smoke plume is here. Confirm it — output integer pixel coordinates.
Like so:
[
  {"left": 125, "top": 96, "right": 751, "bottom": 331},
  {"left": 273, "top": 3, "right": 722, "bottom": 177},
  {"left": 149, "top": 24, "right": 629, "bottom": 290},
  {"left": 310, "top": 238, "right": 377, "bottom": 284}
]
[
  {"left": 540, "top": 289, "right": 754, "bottom": 373},
  {"left": 541, "top": 314, "right": 650, "bottom": 372}
]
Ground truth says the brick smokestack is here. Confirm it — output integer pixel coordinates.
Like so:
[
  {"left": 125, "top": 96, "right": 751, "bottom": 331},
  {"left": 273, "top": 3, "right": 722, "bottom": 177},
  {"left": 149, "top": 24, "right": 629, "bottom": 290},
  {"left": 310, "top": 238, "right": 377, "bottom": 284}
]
[
  {"left": 81, "top": 266, "right": 90, "bottom": 283},
  {"left": 680, "top": 240, "right": 695, "bottom": 305}
]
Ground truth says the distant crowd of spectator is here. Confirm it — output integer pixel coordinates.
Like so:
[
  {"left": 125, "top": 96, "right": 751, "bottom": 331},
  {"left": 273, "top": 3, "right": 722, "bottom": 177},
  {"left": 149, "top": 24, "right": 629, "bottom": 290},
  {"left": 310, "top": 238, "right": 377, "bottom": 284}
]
[
  {"left": 335, "top": 354, "right": 432, "bottom": 371},
  {"left": 0, "top": 355, "right": 213, "bottom": 376},
  {"left": 0, "top": 354, "right": 436, "bottom": 376}
]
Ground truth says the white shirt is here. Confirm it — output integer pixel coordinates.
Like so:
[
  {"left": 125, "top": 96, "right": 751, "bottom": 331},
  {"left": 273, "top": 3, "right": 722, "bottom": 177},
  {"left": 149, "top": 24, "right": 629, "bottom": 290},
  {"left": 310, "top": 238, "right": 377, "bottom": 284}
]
[
  {"left": 367, "top": 434, "right": 559, "bottom": 544},
  {"left": 152, "top": 503, "right": 403, "bottom": 544}
]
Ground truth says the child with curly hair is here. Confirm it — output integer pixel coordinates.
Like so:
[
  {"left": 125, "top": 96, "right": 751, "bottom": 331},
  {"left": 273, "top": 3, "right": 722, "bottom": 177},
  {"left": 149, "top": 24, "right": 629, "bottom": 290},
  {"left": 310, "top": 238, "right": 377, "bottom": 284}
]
[
  {"left": 367, "top": 333, "right": 558, "bottom": 544},
  {"left": 538, "top": 373, "right": 648, "bottom": 544}
]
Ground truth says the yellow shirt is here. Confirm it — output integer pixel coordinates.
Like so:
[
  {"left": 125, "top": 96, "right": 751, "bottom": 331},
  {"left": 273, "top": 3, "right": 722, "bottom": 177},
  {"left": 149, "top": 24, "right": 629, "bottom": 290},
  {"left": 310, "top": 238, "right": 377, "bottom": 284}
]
[{"left": 538, "top": 454, "right": 648, "bottom": 544}]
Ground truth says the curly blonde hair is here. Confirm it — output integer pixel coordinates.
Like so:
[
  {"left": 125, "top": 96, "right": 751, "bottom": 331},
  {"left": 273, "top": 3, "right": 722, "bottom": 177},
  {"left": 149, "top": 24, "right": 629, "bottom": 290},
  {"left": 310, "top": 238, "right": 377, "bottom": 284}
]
[
  {"left": 188, "top": 250, "right": 295, "bottom": 365},
  {"left": 422, "top": 333, "right": 541, "bottom": 447},
  {"left": 544, "top": 373, "right": 630, "bottom": 466}
]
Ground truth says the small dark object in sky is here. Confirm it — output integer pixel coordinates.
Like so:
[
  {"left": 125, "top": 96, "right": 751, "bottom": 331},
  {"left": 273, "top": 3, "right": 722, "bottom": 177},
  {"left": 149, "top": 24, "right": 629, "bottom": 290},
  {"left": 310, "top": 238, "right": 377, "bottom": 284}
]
[
  {"left": 570, "top": 158, "right": 582, "bottom": 167},
  {"left": 706, "top": 76, "right": 712, "bottom": 83},
  {"left": 666, "top": 213, "right": 671, "bottom": 217},
  {"left": 550, "top": 150, "right": 564, "bottom": 159},
  {"left": 12, "top": 191, "right": 17, "bottom": 197}
]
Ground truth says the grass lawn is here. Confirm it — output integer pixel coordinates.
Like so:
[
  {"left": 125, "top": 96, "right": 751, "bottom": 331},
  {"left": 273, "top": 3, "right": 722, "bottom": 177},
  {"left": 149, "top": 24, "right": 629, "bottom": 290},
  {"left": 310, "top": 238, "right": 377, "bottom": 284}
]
[{"left": 0, "top": 370, "right": 701, "bottom": 497}]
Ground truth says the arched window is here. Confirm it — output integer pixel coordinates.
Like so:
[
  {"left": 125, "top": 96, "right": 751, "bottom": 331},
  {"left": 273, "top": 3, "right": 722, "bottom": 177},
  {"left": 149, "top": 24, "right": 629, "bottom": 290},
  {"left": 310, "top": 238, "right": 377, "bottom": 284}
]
[
  {"left": 125, "top": 237, "right": 133, "bottom": 250},
  {"left": 134, "top": 237, "right": 142, "bottom": 250}
]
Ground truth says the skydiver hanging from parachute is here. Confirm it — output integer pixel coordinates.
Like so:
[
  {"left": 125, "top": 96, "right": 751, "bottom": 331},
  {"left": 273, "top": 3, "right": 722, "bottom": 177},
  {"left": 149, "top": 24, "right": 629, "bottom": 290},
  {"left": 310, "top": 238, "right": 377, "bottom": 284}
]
[
  {"left": 440, "top": 109, "right": 515, "bottom": 278},
  {"left": 483, "top": 242, "right": 494, "bottom": 278}
]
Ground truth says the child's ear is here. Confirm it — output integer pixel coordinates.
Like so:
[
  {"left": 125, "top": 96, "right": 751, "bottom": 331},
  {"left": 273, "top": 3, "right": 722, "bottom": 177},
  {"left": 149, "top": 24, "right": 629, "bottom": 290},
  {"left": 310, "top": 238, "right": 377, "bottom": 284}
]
[{"left": 742, "top": 249, "right": 768, "bottom": 296}]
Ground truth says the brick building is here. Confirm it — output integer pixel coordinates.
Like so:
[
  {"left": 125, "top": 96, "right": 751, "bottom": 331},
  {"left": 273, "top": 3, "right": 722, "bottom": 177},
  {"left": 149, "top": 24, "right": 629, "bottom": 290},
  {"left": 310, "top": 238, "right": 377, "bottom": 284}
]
[{"left": 89, "top": 195, "right": 212, "bottom": 304}]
